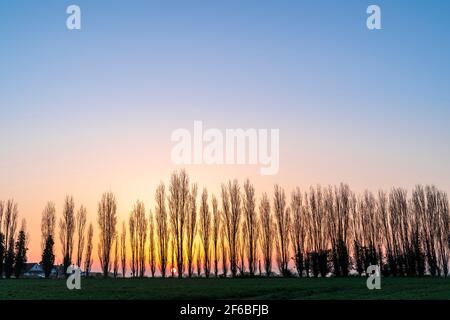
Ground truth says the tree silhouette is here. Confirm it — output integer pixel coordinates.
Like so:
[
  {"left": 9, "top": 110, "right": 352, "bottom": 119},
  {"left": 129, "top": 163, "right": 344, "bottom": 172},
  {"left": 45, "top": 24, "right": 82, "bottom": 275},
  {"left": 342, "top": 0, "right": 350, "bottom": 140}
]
[
  {"left": 75, "top": 205, "right": 87, "bottom": 268},
  {"left": 3, "top": 200, "right": 18, "bottom": 263},
  {"left": 149, "top": 211, "right": 156, "bottom": 277},
  {"left": 169, "top": 170, "right": 189, "bottom": 278},
  {"left": 273, "top": 185, "right": 290, "bottom": 276},
  {"left": 259, "top": 193, "right": 273, "bottom": 276},
  {"left": 199, "top": 188, "right": 211, "bottom": 277},
  {"left": 4, "top": 239, "right": 14, "bottom": 278},
  {"left": 14, "top": 223, "right": 28, "bottom": 278},
  {"left": 59, "top": 196, "right": 75, "bottom": 274},
  {"left": 129, "top": 200, "right": 147, "bottom": 277},
  {"left": 113, "top": 234, "right": 119, "bottom": 278},
  {"left": 41, "top": 236, "right": 55, "bottom": 278},
  {"left": 155, "top": 183, "right": 169, "bottom": 278},
  {"left": 120, "top": 221, "right": 127, "bottom": 278},
  {"left": 211, "top": 195, "right": 220, "bottom": 277},
  {"left": 243, "top": 180, "right": 258, "bottom": 276},
  {"left": 222, "top": 180, "right": 241, "bottom": 277},
  {"left": 97, "top": 191, "right": 117, "bottom": 278},
  {"left": 84, "top": 223, "right": 94, "bottom": 277},
  {"left": 2, "top": 172, "right": 450, "bottom": 279},
  {"left": 186, "top": 184, "right": 198, "bottom": 278},
  {"left": 290, "top": 188, "right": 306, "bottom": 277}
]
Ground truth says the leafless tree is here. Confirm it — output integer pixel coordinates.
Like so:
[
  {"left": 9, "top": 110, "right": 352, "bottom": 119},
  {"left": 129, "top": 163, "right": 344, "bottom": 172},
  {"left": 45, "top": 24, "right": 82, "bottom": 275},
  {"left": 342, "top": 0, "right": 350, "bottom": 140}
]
[
  {"left": 170, "top": 235, "right": 176, "bottom": 277},
  {"left": 41, "top": 202, "right": 56, "bottom": 250},
  {"left": 412, "top": 185, "right": 449, "bottom": 276},
  {"left": 221, "top": 224, "right": 228, "bottom": 277},
  {"left": 59, "top": 196, "right": 75, "bottom": 273},
  {"left": 273, "top": 185, "right": 290, "bottom": 275},
  {"left": 237, "top": 223, "right": 246, "bottom": 275},
  {"left": 436, "top": 189, "right": 449, "bottom": 276},
  {"left": 221, "top": 180, "right": 241, "bottom": 277},
  {"left": 290, "top": 188, "right": 306, "bottom": 277},
  {"left": 155, "top": 183, "right": 169, "bottom": 277},
  {"left": 129, "top": 210, "right": 137, "bottom": 277},
  {"left": 129, "top": 200, "right": 147, "bottom": 277},
  {"left": 211, "top": 195, "right": 220, "bottom": 277},
  {"left": 41, "top": 202, "right": 56, "bottom": 278},
  {"left": 137, "top": 204, "right": 147, "bottom": 278},
  {"left": 120, "top": 221, "right": 127, "bottom": 278},
  {"left": 199, "top": 188, "right": 211, "bottom": 277},
  {"left": 113, "top": 234, "right": 119, "bottom": 278},
  {"left": 3, "top": 200, "right": 18, "bottom": 254},
  {"left": 168, "top": 170, "right": 190, "bottom": 277},
  {"left": 327, "top": 184, "right": 351, "bottom": 276},
  {"left": 351, "top": 193, "right": 364, "bottom": 275},
  {"left": 97, "top": 191, "right": 118, "bottom": 278},
  {"left": 243, "top": 179, "right": 258, "bottom": 276},
  {"left": 3, "top": 200, "right": 18, "bottom": 257},
  {"left": 378, "top": 190, "right": 395, "bottom": 275},
  {"left": 186, "top": 183, "right": 198, "bottom": 277},
  {"left": 259, "top": 193, "right": 273, "bottom": 276},
  {"left": 75, "top": 205, "right": 87, "bottom": 268},
  {"left": 307, "top": 186, "right": 328, "bottom": 277},
  {"left": 84, "top": 223, "right": 94, "bottom": 276},
  {"left": 196, "top": 242, "right": 202, "bottom": 277},
  {"left": 149, "top": 210, "right": 156, "bottom": 277}
]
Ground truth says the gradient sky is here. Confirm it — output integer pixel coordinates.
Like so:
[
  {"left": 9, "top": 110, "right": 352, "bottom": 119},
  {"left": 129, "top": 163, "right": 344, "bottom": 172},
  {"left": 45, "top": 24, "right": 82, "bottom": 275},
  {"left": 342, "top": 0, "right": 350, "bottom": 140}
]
[{"left": 1, "top": 0, "right": 449, "bottom": 264}]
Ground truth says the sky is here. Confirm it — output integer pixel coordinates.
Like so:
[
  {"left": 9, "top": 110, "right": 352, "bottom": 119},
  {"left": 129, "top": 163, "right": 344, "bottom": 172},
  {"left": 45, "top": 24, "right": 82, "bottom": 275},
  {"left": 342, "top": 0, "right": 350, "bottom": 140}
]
[{"left": 1, "top": 0, "right": 449, "bottom": 264}]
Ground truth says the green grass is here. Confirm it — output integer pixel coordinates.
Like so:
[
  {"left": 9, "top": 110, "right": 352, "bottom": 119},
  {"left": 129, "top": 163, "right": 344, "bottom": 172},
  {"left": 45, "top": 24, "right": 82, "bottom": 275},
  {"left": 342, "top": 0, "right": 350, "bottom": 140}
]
[{"left": 1, "top": 277, "right": 450, "bottom": 300}]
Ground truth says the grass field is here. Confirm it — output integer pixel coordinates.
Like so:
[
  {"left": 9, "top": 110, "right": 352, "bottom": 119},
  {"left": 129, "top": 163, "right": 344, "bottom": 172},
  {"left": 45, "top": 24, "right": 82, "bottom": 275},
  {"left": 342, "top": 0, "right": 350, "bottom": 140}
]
[{"left": 1, "top": 277, "right": 450, "bottom": 300}]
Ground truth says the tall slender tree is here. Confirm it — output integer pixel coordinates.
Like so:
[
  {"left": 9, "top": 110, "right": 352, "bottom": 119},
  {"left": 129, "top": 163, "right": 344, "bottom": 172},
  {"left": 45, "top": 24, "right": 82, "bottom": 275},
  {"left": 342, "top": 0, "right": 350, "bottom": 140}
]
[
  {"left": 199, "top": 188, "right": 211, "bottom": 277},
  {"left": 120, "top": 221, "right": 127, "bottom": 278},
  {"left": 97, "top": 192, "right": 117, "bottom": 278},
  {"left": 41, "top": 202, "right": 56, "bottom": 278},
  {"left": 113, "top": 234, "right": 119, "bottom": 278},
  {"left": 243, "top": 179, "right": 258, "bottom": 276},
  {"left": 84, "top": 223, "right": 94, "bottom": 277},
  {"left": 259, "top": 193, "right": 273, "bottom": 276},
  {"left": 149, "top": 210, "right": 156, "bottom": 277},
  {"left": 211, "top": 195, "right": 220, "bottom": 277},
  {"left": 3, "top": 200, "right": 18, "bottom": 262},
  {"left": 222, "top": 180, "right": 241, "bottom": 277},
  {"left": 155, "top": 183, "right": 169, "bottom": 278},
  {"left": 75, "top": 205, "right": 87, "bottom": 268},
  {"left": 186, "top": 184, "right": 198, "bottom": 277},
  {"left": 59, "top": 196, "right": 75, "bottom": 273},
  {"left": 221, "top": 224, "right": 228, "bottom": 277},
  {"left": 168, "top": 170, "right": 189, "bottom": 278},
  {"left": 273, "top": 185, "right": 290, "bottom": 275},
  {"left": 129, "top": 200, "right": 147, "bottom": 277},
  {"left": 290, "top": 188, "right": 306, "bottom": 277}
]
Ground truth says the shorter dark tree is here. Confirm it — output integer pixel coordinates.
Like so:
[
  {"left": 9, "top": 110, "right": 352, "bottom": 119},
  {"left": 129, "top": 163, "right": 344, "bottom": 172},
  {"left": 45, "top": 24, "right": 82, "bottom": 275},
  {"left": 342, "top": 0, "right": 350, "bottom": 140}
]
[
  {"left": 4, "top": 240, "right": 15, "bottom": 278},
  {"left": 41, "top": 236, "right": 55, "bottom": 278},
  {"left": 14, "top": 230, "right": 28, "bottom": 278}
]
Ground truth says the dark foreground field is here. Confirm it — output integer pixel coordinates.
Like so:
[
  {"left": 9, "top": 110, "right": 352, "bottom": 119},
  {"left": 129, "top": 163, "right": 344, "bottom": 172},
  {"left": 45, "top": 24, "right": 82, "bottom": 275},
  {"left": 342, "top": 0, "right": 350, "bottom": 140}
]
[{"left": 1, "top": 277, "right": 450, "bottom": 300}]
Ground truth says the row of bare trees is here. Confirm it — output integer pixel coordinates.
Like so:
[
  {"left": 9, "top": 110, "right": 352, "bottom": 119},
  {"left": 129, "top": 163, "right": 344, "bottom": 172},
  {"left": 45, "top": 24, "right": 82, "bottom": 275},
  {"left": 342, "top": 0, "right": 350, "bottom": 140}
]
[{"left": 2, "top": 170, "right": 449, "bottom": 279}]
